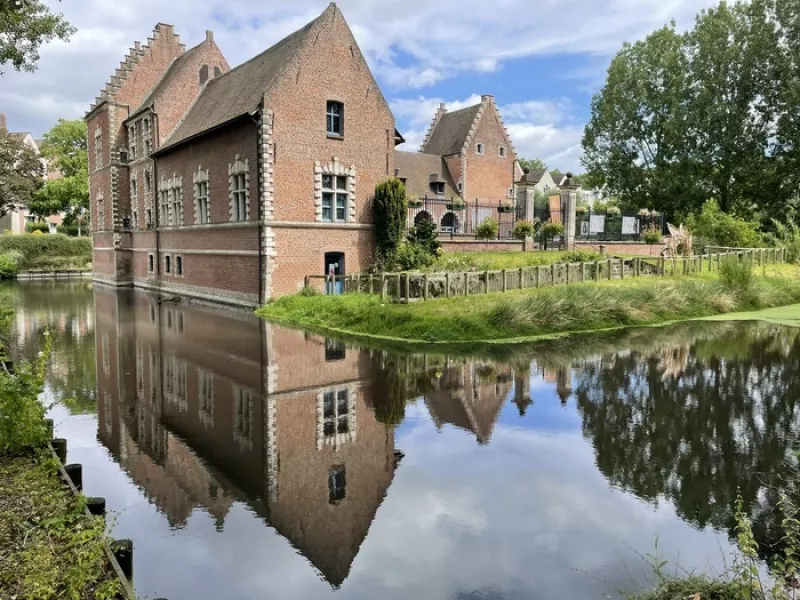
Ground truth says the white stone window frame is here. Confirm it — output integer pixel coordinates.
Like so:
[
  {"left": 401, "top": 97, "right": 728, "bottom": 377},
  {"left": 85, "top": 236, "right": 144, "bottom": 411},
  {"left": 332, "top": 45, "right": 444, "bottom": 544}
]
[
  {"left": 476, "top": 142, "right": 484, "bottom": 156},
  {"left": 142, "top": 117, "right": 153, "bottom": 156},
  {"left": 157, "top": 173, "right": 184, "bottom": 227},
  {"left": 198, "top": 370, "right": 215, "bottom": 428},
  {"left": 315, "top": 385, "right": 357, "bottom": 450},
  {"left": 94, "top": 127, "right": 102, "bottom": 170},
  {"left": 128, "top": 123, "right": 137, "bottom": 161},
  {"left": 147, "top": 252, "right": 155, "bottom": 274},
  {"left": 174, "top": 254, "right": 184, "bottom": 278},
  {"left": 314, "top": 157, "right": 356, "bottom": 223},
  {"left": 130, "top": 173, "right": 139, "bottom": 230},
  {"left": 228, "top": 155, "right": 250, "bottom": 222},
  {"left": 193, "top": 166, "right": 210, "bottom": 224},
  {"left": 233, "top": 386, "right": 254, "bottom": 450},
  {"left": 96, "top": 192, "right": 104, "bottom": 232}
]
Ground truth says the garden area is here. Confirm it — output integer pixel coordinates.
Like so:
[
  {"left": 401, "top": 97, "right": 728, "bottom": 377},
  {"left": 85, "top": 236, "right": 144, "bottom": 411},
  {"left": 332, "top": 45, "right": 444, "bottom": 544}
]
[{"left": 0, "top": 233, "right": 92, "bottom": 279}]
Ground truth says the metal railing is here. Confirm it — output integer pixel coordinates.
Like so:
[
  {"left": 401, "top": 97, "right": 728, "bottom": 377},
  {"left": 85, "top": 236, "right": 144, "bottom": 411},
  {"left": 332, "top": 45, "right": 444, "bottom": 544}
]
[
  {"left": 407, "top": 196, "right": 519, "bottom": 239},
  {"left": 305, "top": 248, "right": 787, "bottom": 302}
]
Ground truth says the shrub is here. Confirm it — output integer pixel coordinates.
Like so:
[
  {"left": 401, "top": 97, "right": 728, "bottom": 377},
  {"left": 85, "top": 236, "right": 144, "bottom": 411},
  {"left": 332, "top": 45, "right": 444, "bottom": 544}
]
[
  {"left": 686, "top": 199, "right": 762, "bottom": 248},
  {"left": 764, "top": 218, "right": 800, "bottom": 263},
  {"left": 0, "top": 234, "right": 92, "bottom": 269},
  {"left": 642, "top": 224, "right": 663, "bottom": 246},
  {"left": 395, "top": 242, "right": 434, "bottom": 271},
  {"left": 475, "top": 218, "right": 499, "bottom": 241},
  {"left": 373, "top": 178, "right": 407, "bottom": 263},
  {"left": 407, "top": 215, "right": 441, "bottom": 256},
  {"left": 719, "top": 256, "right": 754, "bottom": 296},
  {"left": 300, "top": 285, "right": 320, "bottom": 297},
  {"left": 562, "top": 249, "right": 602, "bottom": 263},
  {"left": 56, "top": 224, "right": 87, "bottom": 237},
  {"left": 25, "top": 222, "right": 49, "bottom": 234},
  {"left": 0, "top": 251, "right": 23, "bottom": 279},
  {"left": 512, "top": 220, "right": 535, "bottom": 240},
  {"left": 539, "top": 221, "right": 564, "bottom": 249},
  {"left": 31, "top": 229, "right": 43, "bottom": 236}
]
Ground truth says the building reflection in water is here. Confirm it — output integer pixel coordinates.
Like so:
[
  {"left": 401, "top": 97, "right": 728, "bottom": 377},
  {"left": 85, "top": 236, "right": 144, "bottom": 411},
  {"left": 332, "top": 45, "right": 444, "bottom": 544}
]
[{"left": 92, "top": 288, "right": 514, "bottom": 587}]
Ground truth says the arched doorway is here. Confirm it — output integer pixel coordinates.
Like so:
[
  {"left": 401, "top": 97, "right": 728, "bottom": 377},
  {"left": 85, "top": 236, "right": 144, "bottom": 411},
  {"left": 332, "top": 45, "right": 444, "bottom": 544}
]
[
  {"left": 440, "top": 212, "right": 459, "bottom": 234},
  {"left": 414, "top": 211, "right": 433, "bottom": 227},
  {"left": 324, "top": 252, "right": 345, "bottom": 295}
]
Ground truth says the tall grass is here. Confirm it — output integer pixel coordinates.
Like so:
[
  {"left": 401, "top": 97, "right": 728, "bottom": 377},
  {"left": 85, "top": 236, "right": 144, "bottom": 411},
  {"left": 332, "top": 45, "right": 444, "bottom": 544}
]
[
  {"left": 0, "top": 235, "right": 91, "bottom": 271},
  {"left": 260, "top": 270, "right": 800, "bottom": 343}
]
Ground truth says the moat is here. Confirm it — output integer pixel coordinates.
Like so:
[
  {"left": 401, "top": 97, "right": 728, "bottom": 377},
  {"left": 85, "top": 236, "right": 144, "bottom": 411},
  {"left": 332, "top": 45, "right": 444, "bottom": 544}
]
[{"left": 6, "top": 280, "right": 799, "bottom": 599}]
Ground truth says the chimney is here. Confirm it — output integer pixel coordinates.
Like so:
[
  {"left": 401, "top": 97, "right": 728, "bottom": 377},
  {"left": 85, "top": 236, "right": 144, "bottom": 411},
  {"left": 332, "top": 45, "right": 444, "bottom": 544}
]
[
  {"left": 481, "top": 95, "right": 494, "bottom": 104},
  {"left": 206, "top": 30, "right": 214, "bottom": 43},
  {"left": 0, "top": 113, "right": 6, "bottom": 132}
]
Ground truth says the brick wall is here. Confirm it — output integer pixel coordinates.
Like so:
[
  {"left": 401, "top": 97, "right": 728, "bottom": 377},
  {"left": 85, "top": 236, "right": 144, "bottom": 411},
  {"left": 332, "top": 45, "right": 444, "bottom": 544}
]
[
  {"left": 464, "top": 98, "right": 516, "bottom": 203},
  {"left": 441, "top": 239, "right": 527, "bottom": 253},
  {"left": 574, "top": 241, "right": 659, "bottom": 256}
]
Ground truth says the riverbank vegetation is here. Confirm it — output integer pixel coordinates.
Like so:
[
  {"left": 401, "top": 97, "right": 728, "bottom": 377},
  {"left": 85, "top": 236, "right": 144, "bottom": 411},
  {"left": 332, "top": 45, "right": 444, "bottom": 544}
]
[
  {"left": 0, "top": 293, "right": 119, "bottom": 599},
  {"left": 260, "top": 264, "right": 800, "bottom": 344},
  {"left": 0, "top": 234, "right": 91, "bottom": 278}
]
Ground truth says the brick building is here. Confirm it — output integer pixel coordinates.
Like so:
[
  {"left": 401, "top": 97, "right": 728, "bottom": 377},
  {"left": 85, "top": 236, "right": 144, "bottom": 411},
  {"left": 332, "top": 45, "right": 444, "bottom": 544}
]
[
  {"left": 395, "top": 96, "right": 520, "bottom": 233},
  {"left": 87, "top": 3, "right": 402, "bottom": 306}
]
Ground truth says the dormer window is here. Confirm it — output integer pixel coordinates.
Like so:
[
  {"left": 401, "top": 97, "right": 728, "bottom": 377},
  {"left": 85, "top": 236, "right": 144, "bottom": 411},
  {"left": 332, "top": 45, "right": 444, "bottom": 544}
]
[
  {"left": 476, "top": 143, "right": 484, "bottom": 155},
  {"left": 327, "top": 101, "right": 344, "bottom": 137},
  {"left": 432, "top": 182, "right": 445, "bottom": 196},
  {"left": 499, "top": 145, "right": 506, "bottom": 158}
]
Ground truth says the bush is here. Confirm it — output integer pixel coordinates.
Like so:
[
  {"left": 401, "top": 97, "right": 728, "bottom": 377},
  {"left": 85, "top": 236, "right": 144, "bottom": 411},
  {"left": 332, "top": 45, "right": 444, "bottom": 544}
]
[
  {"left": 395, "top": 242, "right": 434, "bottom": 271},
  {"left": 512, "top": 220, "right": 535, "bottom": 240},
  {"left": 642, "top": 224, "right": 663, "bottom": 246},
  {"left": 475, "top": 218, "right": 499, "bottom": 241},
  {"left": 764, "top": 218, "right": 800, "bottom": 263},
  {"left": 540, "top": 221, "right": 564, "bottom": 249},
  {"left": 407, "top": 215, "right": 441, "bottom": 256},
  {"left": 0, "top": 234, "right": 91, "bottom": 270},
  {"left": 562, "top": 249, "right": 602, "bottom": 263},
  {"left": 0, "top": 251, "right": 23, "bottom": 279},
  {"left": 56, "top": 224, "right": 87, "bottom": 237},
  {"left": 300, "top": 285, "right": 320, "bottom": 297},
  {"left": 719, "top": 256, "right": 754, "bottom": 296},
  {"left": 24, "top": 222, "right": 49, "bottom": 234},
  {"left": 374, "top": 178, "right": 407, "bottom": 263},
  {"left": 686, "top": 199, "right": 762, "bottom": 248}
]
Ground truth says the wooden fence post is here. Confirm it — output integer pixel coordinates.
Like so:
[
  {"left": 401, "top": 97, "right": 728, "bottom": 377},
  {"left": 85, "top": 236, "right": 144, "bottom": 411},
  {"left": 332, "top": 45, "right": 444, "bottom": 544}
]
[
  {"left": 536, "top": 266, "right": 541, "bottom": 288},
  {"left": 423, "top": 273, "right": 429, "bottom": 301},
  {"left": 582, "top": 262, "right": 587, "bottom": 282},
  {"left": 620, "top": 258, "right": 625, "bottom": 279},
  {"left": 502, "top": 269, "right": 507, "bottom": 293},
  {"left": 396, "top": 274, "right": 401, "bottom": 301},
  {"left": 659, "top": 256, "right": 665, "bottom": 276},
  {"left": 380, "top": 274, "right": 386, "bottom": 300},
  {"left": 484, "top": 271, "right": 489, "bottom": 294},
  {"left": 404, "top": 273, "right": 410, "bottom": 302},
  {"left": 566, "top": 264, "right": 571, "bottom": 285},
  {"left": 518, "top": 267, "right": 524, "bottom": 290},
  {"left": 445, "top": 272, "right": 450, "bottom": 298},
  {"left": 551, "top": 264, "right": 556, "bottom": 286},
  {"left": 608, "top": 259, "right": 612, "bottom": 281}
]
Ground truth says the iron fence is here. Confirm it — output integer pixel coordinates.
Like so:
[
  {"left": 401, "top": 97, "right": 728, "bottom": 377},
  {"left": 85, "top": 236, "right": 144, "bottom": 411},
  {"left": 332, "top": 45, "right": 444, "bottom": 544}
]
[{"left": 407, "top": 196, "right": 519, "bottom": 240}]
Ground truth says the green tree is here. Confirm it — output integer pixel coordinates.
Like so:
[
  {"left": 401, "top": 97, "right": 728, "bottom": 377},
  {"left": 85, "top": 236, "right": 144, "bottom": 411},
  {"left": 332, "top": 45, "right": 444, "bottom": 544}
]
[
  {"left": 0, "top": 0, "right": 75, "bottom": 73},
  {"left": 550, "top": 168, "right": 564, "bottom": 183},
  {"left": 407, "top": 214, "right": 441, "bottom": 256},
  {"left": 686, "top": 198, "right": 763, "bottom": 248},
  {"left": 0, "top": 128, "right": 44, "bottom": 216},
  {"left": 582, "top": 23, "right": 692, "bottom": 218},
  {"left": 518, "top": 158, "right": 546, "bottom": 173},
  {"left": 475, "top": 218, "right": 499, "bottom": 241},
  {"left": 373, "top": 178, "right": 407, "bottom": 265},
  {"left": 29, "top": 119, "right": 89, "bottom": 223}
]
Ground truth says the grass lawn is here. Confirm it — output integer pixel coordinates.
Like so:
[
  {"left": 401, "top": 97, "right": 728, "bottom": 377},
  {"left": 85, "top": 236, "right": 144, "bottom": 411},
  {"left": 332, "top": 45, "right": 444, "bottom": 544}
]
[{"left": 259, "top": 264, "right": 800, "bottom": 344}]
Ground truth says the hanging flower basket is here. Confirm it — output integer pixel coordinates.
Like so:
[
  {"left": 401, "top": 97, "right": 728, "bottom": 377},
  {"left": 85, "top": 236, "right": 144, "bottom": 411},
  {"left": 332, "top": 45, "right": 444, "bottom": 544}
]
[
  {"left": 497, "top": 205, "right": 514, "bottom": 214},
  {"left": 447, "top": 197, "right": 466, "bottom": 211},
  {"left": 576, "top": 205, "right": 588, "bottom": 215},
  {"left": 408, "top": 199, "right": 423, "bottom": 208},
  {"left": 639, "top": 208, "right": 651, "bottom": 217}
]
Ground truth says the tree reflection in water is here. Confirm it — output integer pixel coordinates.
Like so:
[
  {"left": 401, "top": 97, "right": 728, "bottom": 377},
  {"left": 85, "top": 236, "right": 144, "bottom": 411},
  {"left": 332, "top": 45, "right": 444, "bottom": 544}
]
[{"left": 572, "top": 323, "right": 800, "bottom": 563}]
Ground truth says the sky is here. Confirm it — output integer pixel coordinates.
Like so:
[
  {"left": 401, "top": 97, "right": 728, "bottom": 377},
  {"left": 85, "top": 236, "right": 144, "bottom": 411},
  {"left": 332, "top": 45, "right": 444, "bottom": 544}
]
[{"left": 1, "top": 0, "right": 722, "bottom": 172}]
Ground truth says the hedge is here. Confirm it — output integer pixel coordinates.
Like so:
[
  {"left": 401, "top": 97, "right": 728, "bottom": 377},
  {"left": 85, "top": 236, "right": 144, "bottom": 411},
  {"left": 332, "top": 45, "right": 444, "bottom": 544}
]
[{"left": 0, "top": 235, "right": 92, "bottom": 270}]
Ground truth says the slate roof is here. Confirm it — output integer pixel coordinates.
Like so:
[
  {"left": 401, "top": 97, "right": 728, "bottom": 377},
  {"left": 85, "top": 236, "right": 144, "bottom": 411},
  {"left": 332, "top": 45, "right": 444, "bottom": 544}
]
[
  {"left": 394, "top": 150, "right": 459, "bottom": 199},
  {"left": 422, "top": 104, "right": 481, "bottom": 156},
  {"left": 129, "top": 42, "right": 207, "bottom": 119},
  {"left": 520, "top": 168, "right": 547, "bottom": 184},
  {"left": 161, "top": 8, "right": 328, "bottom": 151}
]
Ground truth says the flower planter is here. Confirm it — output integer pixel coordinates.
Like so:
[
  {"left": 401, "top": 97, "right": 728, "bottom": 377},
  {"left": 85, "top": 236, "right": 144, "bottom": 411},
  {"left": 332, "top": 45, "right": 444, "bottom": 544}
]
[
  {"left": 446, "top": 204, "right": 466, "bottom": 211},
  {"left": 497, "top": 206, "right": 514, "bottom": 214},
  {"left": 408, "top": 201, "right": 423, "bottom": 209}
]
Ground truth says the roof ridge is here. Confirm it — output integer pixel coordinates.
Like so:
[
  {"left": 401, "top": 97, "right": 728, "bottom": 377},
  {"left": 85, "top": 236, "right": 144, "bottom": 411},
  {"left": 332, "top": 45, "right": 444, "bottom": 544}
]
[{"left": 420, "top": 103, "right": 447, "bottom": 152}]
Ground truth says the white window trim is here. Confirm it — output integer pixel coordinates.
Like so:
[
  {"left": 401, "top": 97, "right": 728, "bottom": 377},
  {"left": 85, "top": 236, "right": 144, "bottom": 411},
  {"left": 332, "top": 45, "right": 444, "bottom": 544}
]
[
  {"left": 314, "top": 156, "right": 356, "bottom": 223},
  {"left": 228, "top": 155, "right": 250, "bottom": 222},
  {"left": 192, "top": 166, "right": 210, "bottom": 224},
  {"left": 315, "top": 385, "right": 357, "bottom": 450},
  {"left": 142, "top": 117, "right": 153, "bottom": 156},
  {"left": 94, "top": 127, "right": 102, "bottom": 170},
  {"left": 95, "top": 192, "right": 104, "bottom": 232},
  {"left": 157, "top": 173, "right": 184, "bottom": 226},
  {"left": 130, "top": 173, "right": 139, "bottom": 230},
  {"left": 128, "top": 124, "right": 137, "bottom": 161}
]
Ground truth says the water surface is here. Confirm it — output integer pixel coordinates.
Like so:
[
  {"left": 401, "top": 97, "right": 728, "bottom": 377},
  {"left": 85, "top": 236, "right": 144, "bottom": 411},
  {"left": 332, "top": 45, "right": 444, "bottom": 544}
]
[{"left": 7, "top": 281, "right": 800, "bottom": 600}]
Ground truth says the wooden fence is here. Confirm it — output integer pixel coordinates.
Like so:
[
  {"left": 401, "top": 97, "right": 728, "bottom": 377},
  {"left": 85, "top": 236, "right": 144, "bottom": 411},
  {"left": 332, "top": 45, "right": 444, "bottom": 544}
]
[{"left": 305, "top": 248, "right": 788, "bottom": 303}]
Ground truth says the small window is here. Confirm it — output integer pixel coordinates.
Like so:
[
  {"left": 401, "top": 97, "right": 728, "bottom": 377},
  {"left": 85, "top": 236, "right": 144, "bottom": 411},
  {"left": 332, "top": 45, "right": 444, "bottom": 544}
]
[
  {"left": 476, "top": 143, "right": 484, "bottom": 155},
  {"left": 326, "top": 101, "right": 344, "bottom": 137},
  {"left": 214, "top": 66, "right": 222, "bottom": 77},
  {"left": 328, "top": 465, "right": 346, "bottom": 504},
  {"left": 128, "top": 124, "right": 137, "bottom": 161},
  {"left": 232, "top": 173, "right": 247, "bottom": 221},
  {"left": 196, "top": 180, "right": 209, "bottom": 224},
  {"left": 165, "top": 255, "right": 171, "bottom": 274},
  {"left": 176, "top": 255, "right": 183, "bottom": 276},
  {"left": 321, "top": 174, "right": 348, "bottom": 222},
  {"left": 199, "top": 64, "right": 209, "bottom": 85},
  {"left": 145, "top": 208, "right": 153, "bottom": 229},
  {"left": 499, "top": 145, "right": 506, "bottom": 158},
  {"left": 144, "top": 170, "right": 152, "bottom": 193},
  {"left": 148, "top": 254, "right": 154, "bottom": 273},
  {"left": 431, "top": 182, "right": 445, "bottom": 196},
  {"left": 457, "top": 182, "right": 463, "bottom": 192}
]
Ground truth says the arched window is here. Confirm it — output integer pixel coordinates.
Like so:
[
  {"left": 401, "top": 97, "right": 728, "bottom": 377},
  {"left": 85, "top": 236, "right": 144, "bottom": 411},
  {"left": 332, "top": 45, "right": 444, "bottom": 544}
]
[
  {"left": 440, "top": 212, "right": 459, "bottom": 234},
  {"left": 199, "top": 64, "right": 209, "bottom": 85}
]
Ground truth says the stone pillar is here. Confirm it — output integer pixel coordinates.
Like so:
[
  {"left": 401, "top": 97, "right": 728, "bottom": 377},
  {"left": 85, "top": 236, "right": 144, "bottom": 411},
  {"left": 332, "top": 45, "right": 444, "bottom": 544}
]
[
  {"left": 516, "top": 181, "right": 536, "bottom": 223},
  {"left": 560, "top": 173, "right": 579, "bottom": 250}
]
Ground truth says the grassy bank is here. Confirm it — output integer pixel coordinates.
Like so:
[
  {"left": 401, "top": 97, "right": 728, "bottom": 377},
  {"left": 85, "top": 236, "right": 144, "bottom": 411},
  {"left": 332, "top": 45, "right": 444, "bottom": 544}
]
[
  {"left": 430, "top": 249, "right": 604, "bottom": 271},
  {"left": 259, "top": 265, "right": 800, "bottom": 344},
  {"left": 0, "top": 234, "right": 92, "bottom": 278}
]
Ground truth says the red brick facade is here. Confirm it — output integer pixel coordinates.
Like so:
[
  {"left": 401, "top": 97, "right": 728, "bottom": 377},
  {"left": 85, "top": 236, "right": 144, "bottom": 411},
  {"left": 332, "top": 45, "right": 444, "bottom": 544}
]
[{"left": 87, "top": 4, "right": 393, "bottom": 306}]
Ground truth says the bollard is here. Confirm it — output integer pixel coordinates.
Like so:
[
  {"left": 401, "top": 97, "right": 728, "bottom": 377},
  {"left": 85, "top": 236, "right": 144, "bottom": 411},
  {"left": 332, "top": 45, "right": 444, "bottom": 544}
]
[
  {"left": 110, "top": 539, "right": 134, "bottom": 581},
  {"left": 64, "top": 464, "right": 83, "bottom": 491},
  {"left": 52, "top": 438, "right": 67, "bottom": 463},
  {"left": 86, "top": 497, "right": 106, "bottom": 517}
]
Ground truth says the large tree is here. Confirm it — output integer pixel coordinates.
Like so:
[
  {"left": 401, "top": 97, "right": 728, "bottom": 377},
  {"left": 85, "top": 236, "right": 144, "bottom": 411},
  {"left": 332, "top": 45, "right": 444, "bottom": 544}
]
[
  {"left": 0, "top": 0, "right": 74, "bottom": 73},
  {"left": 518, "top": 157, "right": 547, "bottom": 173},
  {"left": 0, "top": 128, "right": 43, "bottom": 216},
  {"left": 29, "top": 119, "right": 89, "bottom": 222}
]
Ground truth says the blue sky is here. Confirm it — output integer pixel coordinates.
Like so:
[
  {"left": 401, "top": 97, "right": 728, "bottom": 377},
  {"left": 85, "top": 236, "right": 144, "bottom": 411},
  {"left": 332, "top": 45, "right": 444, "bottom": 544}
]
[{"left": 1, "top": 0, "right": 723, "bottom": 172}]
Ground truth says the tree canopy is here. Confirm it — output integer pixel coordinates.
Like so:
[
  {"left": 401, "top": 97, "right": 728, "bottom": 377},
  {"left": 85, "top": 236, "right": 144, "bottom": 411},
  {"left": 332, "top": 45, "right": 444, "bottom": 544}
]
[
  {"left": 0, "top": 128, "right": 43, "bottom": 216},
  {"left": 0, "top": 0, "right": 74, "bottom": 73},
  {"left": 582, "top": 0, "right": 800, "bottom": 222},
  {"left": 518, "top": 158, "right": 546, "bottom": 173},
  {"left": 29, "top": 119, "right": 89, "bottom": 220}
]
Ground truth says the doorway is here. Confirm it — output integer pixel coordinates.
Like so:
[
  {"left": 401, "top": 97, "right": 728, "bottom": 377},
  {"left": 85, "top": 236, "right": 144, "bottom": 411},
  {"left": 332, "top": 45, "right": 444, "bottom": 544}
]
[{"left": 324, "top": 252, "right": 345, "bottom": 295}]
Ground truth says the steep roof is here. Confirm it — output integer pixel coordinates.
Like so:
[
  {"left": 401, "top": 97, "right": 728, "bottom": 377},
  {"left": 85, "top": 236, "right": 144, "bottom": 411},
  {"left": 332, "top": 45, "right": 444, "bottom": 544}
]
[
  {"left": 394, "top": 150, "right": 458, "bottom": 199},
  {"left": 161, "top": 8, "right": 328, "bottom": 151},
  {"left": 129, "top": 42, "right": 206, "bottom": 119},
  {"left": 422, "top": 104, "right": 481, "bottom": 156},
  {"left": 521, "top": 168, "right": 547, "bottom": 184}
]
